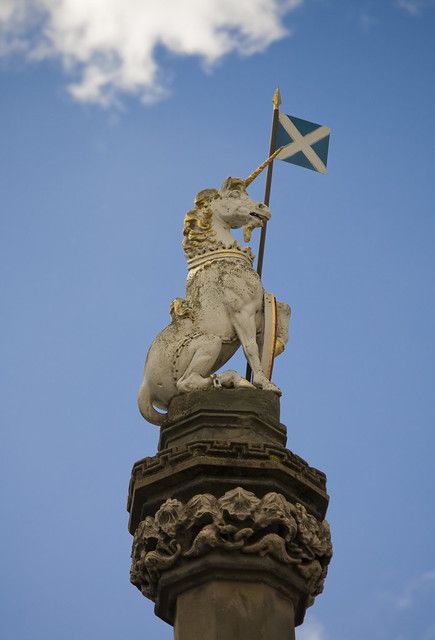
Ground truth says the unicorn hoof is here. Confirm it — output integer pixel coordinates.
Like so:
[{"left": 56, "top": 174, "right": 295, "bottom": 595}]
[{"left": 252, "top": 374, "right": 282, "bottom": 396}]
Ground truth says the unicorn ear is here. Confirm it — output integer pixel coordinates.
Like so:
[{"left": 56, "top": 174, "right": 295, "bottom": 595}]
[{"left": 221, "top": 177, "right": 246, "bottom": 193}]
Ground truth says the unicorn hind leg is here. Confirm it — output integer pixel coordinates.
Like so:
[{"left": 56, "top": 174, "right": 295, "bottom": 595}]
[{"left": 176, "top": 334, "right": 222, "bottom": 394}]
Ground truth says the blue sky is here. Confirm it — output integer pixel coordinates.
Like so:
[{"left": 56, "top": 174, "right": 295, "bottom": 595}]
[{"left": 1, "top": 1, "right": 435, "bottom": 639}]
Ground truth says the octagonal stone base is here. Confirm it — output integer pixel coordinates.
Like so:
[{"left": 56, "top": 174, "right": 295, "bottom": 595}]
[
  {"left": 159, "top": 388, "right": 285, "bottom": 450},
  {"left": 128, "top": 389, "right": 328, "bottom": 533}
]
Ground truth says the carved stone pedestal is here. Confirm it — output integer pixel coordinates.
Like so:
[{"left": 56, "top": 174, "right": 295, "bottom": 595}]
[{"left": 128, "top": 389, "right": 332, "bottom": 639}]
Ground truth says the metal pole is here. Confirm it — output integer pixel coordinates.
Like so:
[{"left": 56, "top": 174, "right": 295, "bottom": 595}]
[{"left": 246, "top": 87, "right": 281, "bottom": 381}]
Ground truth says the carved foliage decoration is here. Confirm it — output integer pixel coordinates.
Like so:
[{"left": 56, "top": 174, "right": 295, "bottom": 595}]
[{"left": 130, "top": 487, "right": 332, "bottom": 606}]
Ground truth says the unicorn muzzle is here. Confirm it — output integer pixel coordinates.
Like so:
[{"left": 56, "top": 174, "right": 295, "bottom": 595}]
[
  {"left": 249, "top": 204, "right": 271, "bottom": 223},
  {"left": 243, "top": 204, "right": 271, "bottom": 242}
]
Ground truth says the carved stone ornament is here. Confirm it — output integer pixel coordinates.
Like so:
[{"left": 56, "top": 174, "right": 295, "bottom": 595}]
[{"left": 130, "top": 487, "right": 332, "bottom": 607}]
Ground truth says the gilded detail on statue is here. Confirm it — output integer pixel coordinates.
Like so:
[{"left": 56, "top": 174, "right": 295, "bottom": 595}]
[{"left": 137, "top": 156, "right": 291, "bottom": 426}]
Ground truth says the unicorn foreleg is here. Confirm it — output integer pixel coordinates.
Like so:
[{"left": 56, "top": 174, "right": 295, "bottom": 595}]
[{"left": 232, "top": 309, "right": 281, "bottom": 395}]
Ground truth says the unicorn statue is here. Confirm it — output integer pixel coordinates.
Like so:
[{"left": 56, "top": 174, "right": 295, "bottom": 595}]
[{"left": 138, "top": 151, "right": 291, "bottom": 426}]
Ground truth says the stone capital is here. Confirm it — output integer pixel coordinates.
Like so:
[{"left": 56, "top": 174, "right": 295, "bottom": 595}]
[{"left": 130, "top": 487, "right": 332, "bottom": 626}]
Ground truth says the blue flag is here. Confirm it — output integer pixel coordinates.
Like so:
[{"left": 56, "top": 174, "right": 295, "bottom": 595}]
[{"left": 276, "top": 113, "right": 330, "bottom": 173}]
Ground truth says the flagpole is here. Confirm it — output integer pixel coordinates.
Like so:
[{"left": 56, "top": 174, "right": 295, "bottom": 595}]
[
  {"left": 256, "top": 86, "right": 281, "bottom": 277},
  {"left": 245, "top": 86, "right": 281, "bottom": 381}
]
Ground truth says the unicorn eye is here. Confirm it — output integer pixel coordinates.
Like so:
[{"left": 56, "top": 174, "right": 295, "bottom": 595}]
[{"left": 229, "top": 190, "right": 240, "bottom": 198}]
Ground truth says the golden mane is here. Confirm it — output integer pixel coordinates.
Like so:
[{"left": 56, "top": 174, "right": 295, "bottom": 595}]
[{"left": 182, "top": 188, "right": 220, "bottom": 258}]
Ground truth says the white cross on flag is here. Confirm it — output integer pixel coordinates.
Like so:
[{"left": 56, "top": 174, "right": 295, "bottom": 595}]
[{"left": 276, "top": 113, "right": 330, "bottom": 173}]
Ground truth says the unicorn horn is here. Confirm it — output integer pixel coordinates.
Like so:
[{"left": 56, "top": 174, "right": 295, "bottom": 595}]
[{"left": 244, "top": 146, "right": 284, "bottom": 187}]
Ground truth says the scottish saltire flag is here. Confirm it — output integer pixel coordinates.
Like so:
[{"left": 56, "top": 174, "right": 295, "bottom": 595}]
[{"left": 276, "top": 113, "right": 330, "bottom": 174}]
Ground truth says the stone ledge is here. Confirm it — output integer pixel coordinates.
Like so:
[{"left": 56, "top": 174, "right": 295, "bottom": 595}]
[
  {"left": 165, "top": 388, "right": 281, "bottom": 424},
  {"left": 131, "top": 441, "right": 326, "bottom": 493},
  {"left": 127, "top": 440, "right": 328, "bottom": 532},
  {"left": 159, "top": 388, "right": 285, "bottom": 450}
]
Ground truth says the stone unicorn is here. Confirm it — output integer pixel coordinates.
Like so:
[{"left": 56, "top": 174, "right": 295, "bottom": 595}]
[{"left": 138, "top": 154, "right": 291, "bottom": 425}]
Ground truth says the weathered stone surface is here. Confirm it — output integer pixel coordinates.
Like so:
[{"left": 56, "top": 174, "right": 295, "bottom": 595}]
[
  {"left": 128, "top": 391, "right": 332, "bottom": 634},
  {"left": 129, "top": 153, "right": 331, "bottom": 637},
  {"left": 156, "top": 552, "right": 309, "bottom": 627},
  {"left": 137, "top": 179, "right": 291, "bottom": 426},
  {"left": 128, "top": 439, "right": 328, "bottom": 533},
  {"left": 128, "top": 390, "right": 328, "bottom": 533},
  {"left": 130, "top": 487, "right": 332, "bottom": 626},
  {"left": 166, "top": 388, "right": 281, "bottom": 422},
  {"left": 174, "top": 581, "right": 295, "bottom": 640},
  {"left": 159, "top": 388, "right": 285, "bottom": 450}
]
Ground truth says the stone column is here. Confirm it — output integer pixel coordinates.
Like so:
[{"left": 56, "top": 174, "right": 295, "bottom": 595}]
[
  {"left": 175, "top": 581, "right": 295, "bottom": 640},
  {"left": 127, "top": 389, "right": 332, "bottom": 639}
]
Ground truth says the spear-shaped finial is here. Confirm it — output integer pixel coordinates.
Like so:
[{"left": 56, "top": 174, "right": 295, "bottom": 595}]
[{"left": 272, "top": 86, "right": 281, "bottom": 110}]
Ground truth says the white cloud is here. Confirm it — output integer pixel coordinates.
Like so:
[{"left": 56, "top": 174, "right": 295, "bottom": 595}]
[
  {"left": 297, "top": 619, "right": 326, "bottom": 640},
  {"left": 0, "top": 0, "right": 302, "bottom": 106},
  {"left": 394, "top": 570, "right": 435, "bottom": 609},
  {"left": 395, "top": 0, "right": 435, "bottom": 15}
]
